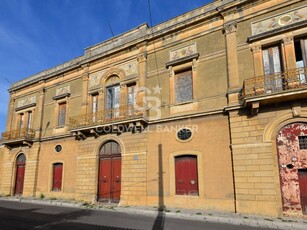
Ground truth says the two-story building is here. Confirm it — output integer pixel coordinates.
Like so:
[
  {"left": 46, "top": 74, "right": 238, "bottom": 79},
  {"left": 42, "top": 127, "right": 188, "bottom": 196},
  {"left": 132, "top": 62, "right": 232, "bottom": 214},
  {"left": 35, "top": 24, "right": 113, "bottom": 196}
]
[{"left": 0, "top": 0, "right": 306, "bottom": 218}]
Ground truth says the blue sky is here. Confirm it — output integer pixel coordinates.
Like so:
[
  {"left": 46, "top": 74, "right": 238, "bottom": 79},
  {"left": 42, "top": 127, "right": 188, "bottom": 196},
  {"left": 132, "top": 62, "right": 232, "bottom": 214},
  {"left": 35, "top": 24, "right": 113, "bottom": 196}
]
[{"left": 0, "top": 0, "right": 210, "bottom": 134}]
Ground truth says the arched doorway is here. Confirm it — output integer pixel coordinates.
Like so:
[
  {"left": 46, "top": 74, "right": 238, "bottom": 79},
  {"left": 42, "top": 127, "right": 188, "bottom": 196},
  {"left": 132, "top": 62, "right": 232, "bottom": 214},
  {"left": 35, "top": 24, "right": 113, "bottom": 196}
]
[
  {"left": 14, "top": 154, "right": 26, "bottom": 195},
  {"left": 97, "top": 141, "right": 121, "bottom": 202},
  {"left": 277, "top": 123, "right": 307, "bottom": 215}
]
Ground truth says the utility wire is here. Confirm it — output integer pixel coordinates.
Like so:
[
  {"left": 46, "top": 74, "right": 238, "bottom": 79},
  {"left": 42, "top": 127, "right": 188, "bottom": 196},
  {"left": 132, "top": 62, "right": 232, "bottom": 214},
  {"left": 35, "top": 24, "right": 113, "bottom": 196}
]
[
  {"left": 147, "top": 0, "right": 162, "bottom": 102},
  {"left": 108, "top": 23, "right": 115, "bottom": 37}
]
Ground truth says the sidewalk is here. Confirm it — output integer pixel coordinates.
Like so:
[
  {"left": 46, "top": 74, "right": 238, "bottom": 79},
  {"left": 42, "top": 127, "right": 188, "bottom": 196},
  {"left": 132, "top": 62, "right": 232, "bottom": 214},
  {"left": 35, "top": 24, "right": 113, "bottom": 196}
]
[{"left": 0, "top": 196, "right": 306, "bottom": 230}]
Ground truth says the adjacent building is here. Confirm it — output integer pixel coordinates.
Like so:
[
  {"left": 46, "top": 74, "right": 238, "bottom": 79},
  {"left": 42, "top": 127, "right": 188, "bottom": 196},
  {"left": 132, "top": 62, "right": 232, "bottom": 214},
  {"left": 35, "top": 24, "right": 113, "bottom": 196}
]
[{"left": 0, "top": 0, "right": 306, "bottom": 217}]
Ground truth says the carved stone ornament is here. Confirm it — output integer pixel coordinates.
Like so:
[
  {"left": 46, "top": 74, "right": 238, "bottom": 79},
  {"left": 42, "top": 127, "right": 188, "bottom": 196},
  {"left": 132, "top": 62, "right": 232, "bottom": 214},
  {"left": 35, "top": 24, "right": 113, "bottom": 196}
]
[
  {"left": 223, "top": 21, "right": 237, "bottom": 34},
  {"left": 251, "top": 44, "right": 261, "bottom": 53},
  {"left": 137, "top": 52, "right": 147, "bottom": 62},
  {"left": 282, "top": 36, "right": 294, "bottom": 45}
]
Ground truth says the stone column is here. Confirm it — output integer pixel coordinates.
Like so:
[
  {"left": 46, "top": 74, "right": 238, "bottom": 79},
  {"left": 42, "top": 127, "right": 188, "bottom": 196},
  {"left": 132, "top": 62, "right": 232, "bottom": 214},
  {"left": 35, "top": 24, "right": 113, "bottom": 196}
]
[
  {"left": 81, "top": 64, "right": 90, "bottom": 114},
  {"left": 282, "top": 35, "right": 296, "bottom": 70},
  {"left": 137, "top": 48, "right": 147, "bottom": 109},
  {"left": 223, "top": 21, "right": 240, "bottom": 105},
  {"left": 251, "top": 44, "right": 263, "bottom": 76},
  {"left": 35, "top": 83, "right": 46, "bottom": 139},
  {"left": 5, "top": 94, "right": 15, "bottom": 132}
]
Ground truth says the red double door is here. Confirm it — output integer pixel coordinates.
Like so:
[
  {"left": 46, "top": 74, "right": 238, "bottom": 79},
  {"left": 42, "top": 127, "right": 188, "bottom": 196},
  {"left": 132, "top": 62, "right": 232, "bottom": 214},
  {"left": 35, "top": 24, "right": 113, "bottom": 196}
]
[
  {"left": 98, "top": 155, "right": 121, "bottom": 202},
  {"left": 98, "top": 141, "right": 122, "bottom": 202}
]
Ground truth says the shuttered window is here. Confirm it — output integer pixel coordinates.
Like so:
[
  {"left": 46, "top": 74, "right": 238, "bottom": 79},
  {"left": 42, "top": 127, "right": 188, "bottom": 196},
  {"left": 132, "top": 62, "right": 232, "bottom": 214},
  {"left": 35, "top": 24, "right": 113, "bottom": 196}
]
[
  {"left": 106, "top": 85, "right": 120, "bottom": 118},
  {"left": 262, "top": 46, "right": 283, "bottom": 93},
  {"left": 58, "top": 103, "right": 66, "bottom": 127},
  {"left": 175, "top": 69, "right": 193, "bottom": 104}
]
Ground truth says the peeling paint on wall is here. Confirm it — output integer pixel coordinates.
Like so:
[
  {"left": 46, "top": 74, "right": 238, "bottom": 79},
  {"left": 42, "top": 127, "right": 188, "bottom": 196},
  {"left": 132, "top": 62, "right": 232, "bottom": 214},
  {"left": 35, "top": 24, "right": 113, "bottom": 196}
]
[{"left": 277, "top": 123, "right": 307, "bottom": 216}]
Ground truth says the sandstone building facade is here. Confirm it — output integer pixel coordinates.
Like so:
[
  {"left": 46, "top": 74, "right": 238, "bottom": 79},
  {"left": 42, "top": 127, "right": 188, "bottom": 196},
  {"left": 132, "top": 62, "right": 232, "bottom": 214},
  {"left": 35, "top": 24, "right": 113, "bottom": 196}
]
[{"left": 0, "top": 0, "right": 306, "bottom": 217}]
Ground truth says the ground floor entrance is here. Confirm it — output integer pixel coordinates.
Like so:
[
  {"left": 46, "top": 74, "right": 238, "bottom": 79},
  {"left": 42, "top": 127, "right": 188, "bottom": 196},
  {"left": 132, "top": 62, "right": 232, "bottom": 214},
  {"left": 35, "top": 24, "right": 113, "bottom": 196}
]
[{"left": 97, "top": 141, "right": 121, "bottom": 202}]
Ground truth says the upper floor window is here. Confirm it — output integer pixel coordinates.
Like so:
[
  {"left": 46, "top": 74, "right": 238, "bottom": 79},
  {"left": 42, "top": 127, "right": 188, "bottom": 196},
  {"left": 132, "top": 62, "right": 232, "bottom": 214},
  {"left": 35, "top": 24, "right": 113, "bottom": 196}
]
[
  {"left": 106, "top": 84, "right": 120, "bottom": 119},
  {"left": 294, "top": 38, "right": 307, "bottom": 69},
  {"left": 58, "top": 102, "right": 67, "bottom": 127},
  {"left": 19, "top": 113, "right": 24, "bottom": 130},
  {"left": 127, "top": 84, "right": 136, "bottom": 116},
  {"left": 92, "top": 94, "right": 99, "bottom": 113},
  {"left": 175, "top": 69, "right": 193, "bottom": 104},
  {"left": 262, "top": 46, "right": 283, "bottom": 93}
]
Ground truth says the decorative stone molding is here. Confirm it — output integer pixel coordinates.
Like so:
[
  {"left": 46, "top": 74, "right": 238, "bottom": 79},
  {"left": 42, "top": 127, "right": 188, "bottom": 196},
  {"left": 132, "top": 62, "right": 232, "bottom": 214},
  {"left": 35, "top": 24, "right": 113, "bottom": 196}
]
[
  {"left": 169, "top": 43, "right": 196, "bottom": 62},
  {"left": 56, "top": 85, "right": 70, "bottom": 96},
  {"left": 282, "top": 36, "right": 294, "bottom": 45},
  {"left": 223, "top": 21, "right": 237, "bottom": 35},
  {"left": 16, "top": 96, "right": 36, "bottom": 109},
  {"left": 251, "top": 6, "right": 307, "bottom": 36},
  {"left": 137, "top": 52, "right": 147, "bottom": 62},
  {"left": 251, "top": 44, "right": 261, "bottom": 53}
]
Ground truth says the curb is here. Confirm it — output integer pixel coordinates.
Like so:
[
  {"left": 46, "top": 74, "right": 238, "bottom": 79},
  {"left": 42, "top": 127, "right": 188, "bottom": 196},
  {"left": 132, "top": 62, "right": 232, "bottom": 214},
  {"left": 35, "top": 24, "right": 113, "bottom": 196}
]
[{"left": 0, "top": 197, "right": 306, "bottom": 230}]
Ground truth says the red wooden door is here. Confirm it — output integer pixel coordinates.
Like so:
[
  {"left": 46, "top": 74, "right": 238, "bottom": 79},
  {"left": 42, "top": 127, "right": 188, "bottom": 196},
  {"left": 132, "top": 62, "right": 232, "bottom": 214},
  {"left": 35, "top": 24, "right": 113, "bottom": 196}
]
[
  {"left": 175, "top": 156, "right": 198, "bottom": 196},
  {"left": 98, "top": 158, "right": 111, "bottom": 200},
  {"left": 98, "top": 141, "right": 121, "bottom": 202},
  {"left": 111, "top": 157, "right": 121, "bottom": 201},
  {"left": 14, "top": 164, "right": 25, "bottom": 195},
  {"left": 298, "top": 169, "right": 307, "bottom": 215},
  {"left": 52, "top": 163, "right": 63, "bottom": 191}
]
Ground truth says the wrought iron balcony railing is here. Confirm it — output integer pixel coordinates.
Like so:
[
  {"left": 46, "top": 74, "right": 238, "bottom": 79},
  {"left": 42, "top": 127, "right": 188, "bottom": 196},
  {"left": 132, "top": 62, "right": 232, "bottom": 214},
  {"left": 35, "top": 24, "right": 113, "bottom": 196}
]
[
  {"left": 242, "top": 67, "right": 307, "bottom": 98},
  {"left": 0, "top": 128, "right": 35, "bottom": 142},
  {"left": 69, "top": 105, "right": 145, "bottom": 130}
]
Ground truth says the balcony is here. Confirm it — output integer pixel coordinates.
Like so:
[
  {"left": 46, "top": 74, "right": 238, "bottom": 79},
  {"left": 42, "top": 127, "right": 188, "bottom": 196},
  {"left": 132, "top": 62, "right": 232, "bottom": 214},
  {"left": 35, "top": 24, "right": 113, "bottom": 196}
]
[
  {"left": 242, "top": 67, "right": 307, "bottom": 107},
  {"left": 69, "top": 105, "right": 147, "bottom": 138},
  {"left": 0, "top": 128, "right": 35, "bottom": 147}
]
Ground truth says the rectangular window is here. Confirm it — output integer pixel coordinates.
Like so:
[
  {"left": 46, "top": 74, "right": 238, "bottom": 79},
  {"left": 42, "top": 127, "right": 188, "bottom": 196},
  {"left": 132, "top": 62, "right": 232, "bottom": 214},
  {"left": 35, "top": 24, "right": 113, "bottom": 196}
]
[
  {"left": 58, "top": 102, "right": 66, "bottom": 127},
  {"left": 299, "top": 136, "right": 307, "bottom": 149},
  {"left": 175, "top": 69, "right": 193, "bottom": 104},
  {"left": 262, "top": 46, "right": 283, "bottom": 93},
  {"left": 295, "top": 38, "right": 307, "bottom": 83},
  {"left": 27, "top": 111, "right": 32, "bottom": 130},
  {"left": 92, "top": 94, "right": 99, "bottom": 113},
  {"left": 52, "top": 163, "right": 63, "bottom": 192},
  {"left": 106, "top": 85, "right": 120, "bottom": 118},
  {"left": 127, "top": 84, "right": 136, "bottom": 116},
  {"left": 19, "top": 113, "right": 24, "bottom": 130}
]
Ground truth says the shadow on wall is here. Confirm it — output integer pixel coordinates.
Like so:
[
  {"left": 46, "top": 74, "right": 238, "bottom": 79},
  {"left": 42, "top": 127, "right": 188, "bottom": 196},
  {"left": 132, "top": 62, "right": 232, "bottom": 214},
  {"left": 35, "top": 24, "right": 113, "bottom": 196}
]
[{"left": 152, "top": 143, "right": 165, "bottom": 230}]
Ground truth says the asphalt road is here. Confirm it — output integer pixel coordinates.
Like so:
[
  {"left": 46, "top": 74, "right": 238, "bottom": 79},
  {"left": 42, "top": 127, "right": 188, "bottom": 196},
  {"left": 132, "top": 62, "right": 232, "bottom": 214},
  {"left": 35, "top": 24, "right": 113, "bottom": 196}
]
[{"left": 0, "top": 200, "right": 275, "bottom": 230}]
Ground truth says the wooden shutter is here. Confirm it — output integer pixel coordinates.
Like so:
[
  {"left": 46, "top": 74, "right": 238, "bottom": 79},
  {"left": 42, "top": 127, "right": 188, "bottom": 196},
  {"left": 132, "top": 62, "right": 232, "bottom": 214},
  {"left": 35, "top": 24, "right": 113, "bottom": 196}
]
[
  {"left": 175, "top": 69, "right": 193, "bottom": 104},
  {"left": 58, "top": 103, "right": 66, "bottom": 126}
]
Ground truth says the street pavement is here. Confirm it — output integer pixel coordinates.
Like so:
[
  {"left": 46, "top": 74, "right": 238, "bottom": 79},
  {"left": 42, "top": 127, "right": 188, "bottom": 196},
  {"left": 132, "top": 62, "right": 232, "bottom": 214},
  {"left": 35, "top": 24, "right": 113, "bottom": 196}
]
[{"left": 0, "top": 197, "right": 306, "bottom": 230}]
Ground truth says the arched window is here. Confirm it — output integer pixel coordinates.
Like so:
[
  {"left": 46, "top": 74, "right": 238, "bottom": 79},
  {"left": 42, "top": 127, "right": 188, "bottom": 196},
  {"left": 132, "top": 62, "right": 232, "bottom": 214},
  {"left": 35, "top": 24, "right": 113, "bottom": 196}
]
[{"left": 175, "top": 155, "right": 198, "bottom": 196}]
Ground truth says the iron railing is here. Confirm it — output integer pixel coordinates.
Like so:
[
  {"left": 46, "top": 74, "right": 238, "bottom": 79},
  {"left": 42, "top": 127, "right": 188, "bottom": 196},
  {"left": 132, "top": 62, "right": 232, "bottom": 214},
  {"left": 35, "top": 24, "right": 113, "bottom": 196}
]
[
  {"left": 242, "top": 67, "right": 307, "bottom": 98},
  {"left": 69, "top": 105, "right": 144, "bottom": 130},
  {"left": 0, "top": 128, "right": 35, "bottom": 141}
]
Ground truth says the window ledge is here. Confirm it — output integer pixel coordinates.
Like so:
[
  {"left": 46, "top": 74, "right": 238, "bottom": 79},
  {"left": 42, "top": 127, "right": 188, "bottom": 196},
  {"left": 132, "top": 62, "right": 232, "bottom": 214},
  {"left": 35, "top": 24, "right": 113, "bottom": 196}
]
[
  {"left": 170, "top": 102, "right": 198, "bottom": 114},
  {"left": 165, "top": 53, "right": 199, "bottom": 68}
]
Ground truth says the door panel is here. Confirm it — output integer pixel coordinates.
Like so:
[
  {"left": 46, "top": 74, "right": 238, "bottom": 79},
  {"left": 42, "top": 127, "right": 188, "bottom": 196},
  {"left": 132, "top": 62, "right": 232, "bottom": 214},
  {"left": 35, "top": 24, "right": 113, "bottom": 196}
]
[
  {"left": 175, "top": 156, "right": 198, "bottom": 196},
  {"left": 98, "top": 158, "right": 111, "bottom": 200},
  {"left": 14, "top": 164, "right": 25, "bottom": 195},
  {"left": 298, "top": 169, "right": 307, "bottom": 215},
  {"left": 111, "top": 157, "right": 121, "bottom": 201},
  {"left": 52, "top": 164, "right": 63, "bottom": 191}
]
